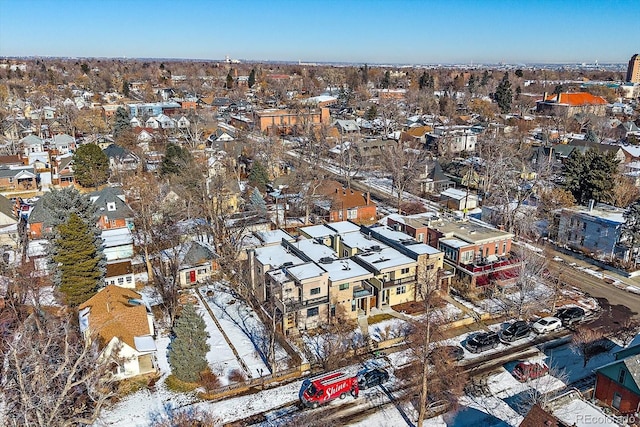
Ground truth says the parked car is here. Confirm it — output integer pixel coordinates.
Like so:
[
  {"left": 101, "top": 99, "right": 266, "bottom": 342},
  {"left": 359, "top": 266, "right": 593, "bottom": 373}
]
[
  {"left": 429, "top": 345, "right": 465, "bottom": 362},
  {"left": 357, "top": 368, "right": 389, "bottom": 390},
  {"left": 555, "top": 307, "right": 586, "bottom": 326},
  {"left": 500, "top": 321, "right": 531, "bottom": 342},
  {"left": 531, "top": 316, "right": 562, "bottom": 334},
  {"left": 512, "top": 362, "right": 549, "bottom": 382},
  {"left": 464, "top": 332, "right": 500, "bottom": 353}
]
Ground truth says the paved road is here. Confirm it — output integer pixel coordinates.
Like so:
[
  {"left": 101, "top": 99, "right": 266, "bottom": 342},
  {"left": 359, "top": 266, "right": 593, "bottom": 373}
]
[{"left": 546, "top": 260, "right": 640, "bottom": 325}]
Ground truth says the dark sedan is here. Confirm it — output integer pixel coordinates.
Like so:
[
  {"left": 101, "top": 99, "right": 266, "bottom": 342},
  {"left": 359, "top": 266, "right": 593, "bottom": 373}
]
[
  {"left": 358, "top": 368, "right": 390, "bottom": 390},
  {"left": 464, "top": 332, "right": 500, "bottom": 353},
  {"left": 500, "top": 320, "right": 531, "bottom": 342},
  {"left": 556, "top": 306, "right": 586, "bottom": 326}
]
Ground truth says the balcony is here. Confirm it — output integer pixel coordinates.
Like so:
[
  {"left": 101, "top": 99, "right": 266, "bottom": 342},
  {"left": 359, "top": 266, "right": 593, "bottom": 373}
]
[
  {"left": 353, "top": 281, "right": 374, "bottom": 299},
  {"left": 283, "top": 295, "right": 329, "bottom": 312},
  {"left": 382, "top": 276, "right": 416, "bottom": 289},
  {"left": 459, "top": 256, "right": 521, "bottom": 274}
]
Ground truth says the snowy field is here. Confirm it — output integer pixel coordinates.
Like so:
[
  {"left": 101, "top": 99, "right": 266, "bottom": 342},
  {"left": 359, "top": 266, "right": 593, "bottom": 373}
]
[{"left": 199, "top": 283, "right": 290, "bottom": 376}]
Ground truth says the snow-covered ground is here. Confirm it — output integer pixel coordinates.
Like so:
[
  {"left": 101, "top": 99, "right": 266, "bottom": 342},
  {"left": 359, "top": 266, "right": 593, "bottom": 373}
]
[{"left": 199, "top": 283, "right": 289, "bottom": 376}]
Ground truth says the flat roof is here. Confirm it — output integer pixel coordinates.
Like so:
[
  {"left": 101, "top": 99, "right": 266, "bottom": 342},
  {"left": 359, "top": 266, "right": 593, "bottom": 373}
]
[
  {"left": 439, "top": 238, "right": 472, "bottom": 249},
  {"left": 373, "top": 226, "right": 442, "bottom": 256},
  {"left": 340, "top": 232, "right": 390, "bottom": 252},
  {"left": 299, "top": 224, "right": 334, "bottom": 239},
  {"left": 254, "top": 229, "right": 293, "bottom": 245},
  {"left": 286, "top": 262, "right": 326, "bottom": 282},
  {"left": 430, "top": 218, "right": 513, "bottom": 243},
  {"left": 291, "top": 238, "right": 337, "bottom": 262},
  {"left": 254, "top": 245, "right": 304, "bottom": 267},
  {"left": 317, "top": 258, "right": 372, "bottom": 283},
  {"left": 354, "top": 246, "right": 415, "bottom": 273},
  {"left": 326, "top": 221, "right": 361, "bottom": 234}
]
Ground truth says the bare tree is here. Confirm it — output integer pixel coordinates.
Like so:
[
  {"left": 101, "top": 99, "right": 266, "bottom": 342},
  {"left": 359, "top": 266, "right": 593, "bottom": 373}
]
[
  {"left": 572, "top": 326, "right": 610, "bottom": 367},
  {"left": 2, "top": 311, "right": 116, "bottom": 427},
  {"left": 399, "top": 270, "right": 467, "bottom": 427},
  {"left": 149, "top": 404, "right": 221, "bottom": 427},
  {"left": 381, "top": 141, "right": 426, "bottom": 213},
  {"left": 615, "top": 317, "right": 640, "bottom": 348}
]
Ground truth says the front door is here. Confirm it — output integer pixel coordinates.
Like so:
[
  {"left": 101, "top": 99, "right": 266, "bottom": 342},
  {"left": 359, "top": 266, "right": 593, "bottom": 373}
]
[
  {"left": 189, "top": 270, "right": 196, "bottom": 283},
  {"left": 382, "top": 289, "right": 389, "bottom": 305}
]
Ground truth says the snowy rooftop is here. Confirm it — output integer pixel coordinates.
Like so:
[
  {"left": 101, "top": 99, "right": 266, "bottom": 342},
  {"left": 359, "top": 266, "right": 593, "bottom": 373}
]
[
  {"left": 439, "top": 237, "right": 472, "bottom": 249},
  {"left": 341, "top": 232, "right": 390, "bottom": 252},
  {"left": 317, "top": 258, "right": 372, "bottom": 283},
  {"left": 291, "top": 238, "right": 337, "bottom": 262},
  {"left": 371, "top": 226, "right": 442, "bottom": 256},
  {"left": 326, "top": 221, "right": 361, "bottom": 235},
  {"left": 441, "top": 187, "right": 473, "bottom": 200},
  {"left": 102, "top": 227, "right": 133, "bottom": 247},
  {"left": 553, "top": 398, "right": 619, "bottom": 427},
  {"left": 254, "top": 245, "right": 304, "bottom": 267},
  {"left": 133, "top": 336, "right": 156, "bottom": 353},
  {"left": 354, "top": 246, "right": 415, "bottom": 273},
  {"left": 564, "top": 203, "right": 626, "bottom": 225},
  {"left": 254, "top": 229, "right": 293, "bottom": 245},
  {"left": 285, "top": 262, "right": 327, "bottom": 282},
  {"left": 299, "top": 224, "right": 335, "bottom": 238}
]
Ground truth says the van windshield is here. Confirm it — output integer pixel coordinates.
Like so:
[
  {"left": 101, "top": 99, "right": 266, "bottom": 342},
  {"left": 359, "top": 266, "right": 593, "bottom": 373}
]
[{"left": 307, "top": 384, "right": 317, "bottom": 396}]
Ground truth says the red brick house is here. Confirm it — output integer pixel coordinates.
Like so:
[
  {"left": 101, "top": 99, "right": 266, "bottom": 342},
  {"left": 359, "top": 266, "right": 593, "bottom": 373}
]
[
  {"left": 317, "top": 180, "right": 376, "bottom": 224},
  {"left": 595, "top": 346, "right": 640, "bottom": 414}
]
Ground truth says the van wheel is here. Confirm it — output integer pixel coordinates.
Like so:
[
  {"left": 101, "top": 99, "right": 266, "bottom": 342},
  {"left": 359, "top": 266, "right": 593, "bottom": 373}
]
[
  {"left": 312, "top": 402, "right": 318, "bottom": 409},
  {"left": 340, "top": 393, "right": 346, "bottom": 399}
]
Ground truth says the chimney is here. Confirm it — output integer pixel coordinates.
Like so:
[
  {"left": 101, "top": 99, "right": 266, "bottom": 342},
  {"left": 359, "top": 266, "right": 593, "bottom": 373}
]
[
  {"left": 588, "top": 199, "right": 595, "bottom": 212},
  {"left": 366, "top": 191, "right": 371, "bottom": 205}
]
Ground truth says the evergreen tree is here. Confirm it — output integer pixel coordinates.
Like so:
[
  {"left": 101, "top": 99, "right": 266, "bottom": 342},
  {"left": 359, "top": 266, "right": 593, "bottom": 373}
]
[
  {"left": 53, "top": 213, "right": 103, "bottom": 306},
  {"left": 515, "top": 85, "right": 521, "bottom": 100},
  {"left": 362, "top": 63, "right": 369, "bottom": 84},
  {"left": 226, "top": 70, "right": 234, "bottom": 89},
  {"left": 585, "top": 129, "right": 599, "bottom": 143},
  {"left": 480, "top": 70, "right": 490, "bottom": 86},
  {"left": 81, "top": 63, "right": 90, "bottom": 75},
  {"left": 160, "top": 142, "right": 192, "bottom": 176},
  {"left": 468, "top": 74, "right": 476, "bottom": 94},
  {"left": 73, "top": 143, "right": 110, "bottom": 189},
  {"left": 563, "top": 148, "right": 619, "bottom": 204},
  {"left": 623, "top": 201, "right": 640, "bottom": 251},
  {"left": 494, "top": 72, "right": 513, "bottom": 114},
  {"left": 553, "top": 84, "right": 564, "bottom": 95},
  {"left": 515, "top": 69, "right": 524, "bottom": 78},
  {"left": 169, "top": 304, "right": 210, "bottom": 382},
  {"left": 248, "top": 68, "right": 256, "bottom": 88},
  {"left": 365, "top": 105, "right": 377, "bottom": 121},
  {"left": 248, "top": 160, "right": 269, "bottom": 190},
  {"left": 419, "top": 71, "right": 429, "bottom": 90},
  {"left": 112, "top": 106, "right": 131, "bottom": 139},
  {"left": 381, "top": 71, "right": 391, "bottom": 89},
  {"left": 248, "top": 187, "right": 267, "bottom": 214},
  {"left": 122, "top": 79, "right": 130, "bottom": 97}
]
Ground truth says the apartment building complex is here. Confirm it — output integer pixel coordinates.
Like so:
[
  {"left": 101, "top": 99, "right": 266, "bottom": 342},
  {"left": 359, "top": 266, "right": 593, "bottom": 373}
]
[{"left": 248, "top": 221, "right": 444, "bottom": 335}]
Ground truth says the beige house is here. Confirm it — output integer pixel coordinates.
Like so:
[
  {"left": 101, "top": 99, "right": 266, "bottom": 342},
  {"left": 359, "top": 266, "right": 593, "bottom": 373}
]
[{"left": 79, "top": 286, "right": 156, "bottom": 380}]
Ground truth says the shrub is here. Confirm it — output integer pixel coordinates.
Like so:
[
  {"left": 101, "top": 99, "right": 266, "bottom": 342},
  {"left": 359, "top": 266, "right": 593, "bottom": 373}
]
[
  {"left": 228, "top": 368, "right": 246, "bottom": 383},
  {"left": 199, "top": 370, "right": 221, "bottom": 391},
  {"left": 165, "top": 374, "right": 199, "bottom": 393}
]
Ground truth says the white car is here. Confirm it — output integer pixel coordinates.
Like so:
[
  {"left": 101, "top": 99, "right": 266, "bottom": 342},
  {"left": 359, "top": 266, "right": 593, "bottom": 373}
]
[{"left": 531, "top": 316, "right": 562, "bottom": 334}]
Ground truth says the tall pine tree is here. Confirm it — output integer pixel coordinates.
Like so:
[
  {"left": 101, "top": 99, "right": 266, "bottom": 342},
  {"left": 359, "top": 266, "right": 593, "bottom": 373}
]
[
  {"left": 248, "top": 68, "right": 256, "bottom": 88},
  {"left": 494, "top": 72, "right": 512, "bottom": 114},
  {"left": 112, "top": 106, "right": 131, "bottom": 139},
  {"left": 169, "top": 304, "right": 210, "bottom": 382},
  {"left": 563, "top": 148, "right": 619, "bottom": 204},
  {"left": 53, "top": 213, "right": 103, "bottom": 306},
  {"left": 73, "top": 143, "right": 110, "bottom": 189}
]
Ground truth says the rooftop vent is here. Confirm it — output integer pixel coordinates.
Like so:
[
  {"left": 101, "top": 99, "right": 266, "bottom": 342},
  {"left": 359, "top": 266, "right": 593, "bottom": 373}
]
[{"left": 319, "top": 257, "right": 334, "bottom": 264}]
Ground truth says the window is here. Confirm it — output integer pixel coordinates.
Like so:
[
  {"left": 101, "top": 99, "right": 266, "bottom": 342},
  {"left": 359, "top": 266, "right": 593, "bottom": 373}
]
[
  {"left": 401, "top": 267, "right": 410, "bottom": 274},
  {"left": 117, "top": 277, "right": 124, "bottom": 284},
  {"left": 502, "top": 242, "right": 507, "bottom": 255},
  {"left": 347, "top": 209, "right": 358, "bottom": 219},
  {"left": 618, "top": 369, "right": 627, "bottom": 384},
  {"left": 307, "top": 307, "right": 319, "bottom": 317},
  {"left": 198, "top": 268, "right": 207, "bottom": 274},
  {"left": 310, "top": 287, "right": 321, "bottom": 295},
  {"left": 8, "top": 178, "right": 13, "bottom": 183},
  {"left": 613, "top": 392, "right": 622, "bottom": 410},
  {"left": 330, "top": 305, "right": 336, "bottom": 317},
  {"left": 418, "top": 233, "right": 424, "bottom": 242},
  {"left": 107, "top": 202, "right": 116, "bottom": 212},
  {"left": 396, "top": 286, "right": 406, "bottom": 295},
  {"left": 126, "top": 276, "right": 132, "bottom": 283},
  {"left": 343, "top": 249, "right": 349, "bottom": 257},
  {"left": 339, "top": 283, "right": 349, "bottom": 291}
]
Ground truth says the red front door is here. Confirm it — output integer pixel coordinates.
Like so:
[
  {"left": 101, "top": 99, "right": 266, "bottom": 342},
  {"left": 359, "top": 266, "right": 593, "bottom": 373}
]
[{"left": 189, "top": 270, "right": 196, "bottom": 283}]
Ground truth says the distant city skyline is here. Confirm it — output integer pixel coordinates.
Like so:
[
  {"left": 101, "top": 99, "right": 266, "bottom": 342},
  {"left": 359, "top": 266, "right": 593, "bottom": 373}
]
[{"left": 0, "top": 0, "right": 637, "bottom": 65}]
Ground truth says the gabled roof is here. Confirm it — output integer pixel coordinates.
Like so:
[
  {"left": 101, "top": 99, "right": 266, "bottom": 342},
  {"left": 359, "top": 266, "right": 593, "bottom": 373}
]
[
  {"left": 318, "top": 180, "right": 375, "bottom": 210},
  {"left": 0, "top": 194, "right": 16, "bottom": 220},
  {"left": 89, "top": 186, "right": 134, "bottom": 220},
  {"left": 182, "top": 241, "right": 216, "bottom": 266},
  {"left": 19, "top": 134, "right": 43, "bottom": 146},
  {"left": 542, "top": 92, "right": 607, "bottom": 106},
  {"left": 79, "top": 285, "right": 153, "bottom": 351}
]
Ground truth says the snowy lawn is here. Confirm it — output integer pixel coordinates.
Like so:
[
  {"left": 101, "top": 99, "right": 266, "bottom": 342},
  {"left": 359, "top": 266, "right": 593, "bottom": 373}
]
[
  {"left": 368, "top": 318, "right": 410, "bottom": 342},
  {"left": 200, "top": 283, "right": 290, "bottom": 376}
]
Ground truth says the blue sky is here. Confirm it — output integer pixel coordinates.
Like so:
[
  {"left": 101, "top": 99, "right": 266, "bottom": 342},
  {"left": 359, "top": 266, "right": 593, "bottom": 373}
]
[{"left": 0, "top": 0, "right": 637, "bottom": 64}]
